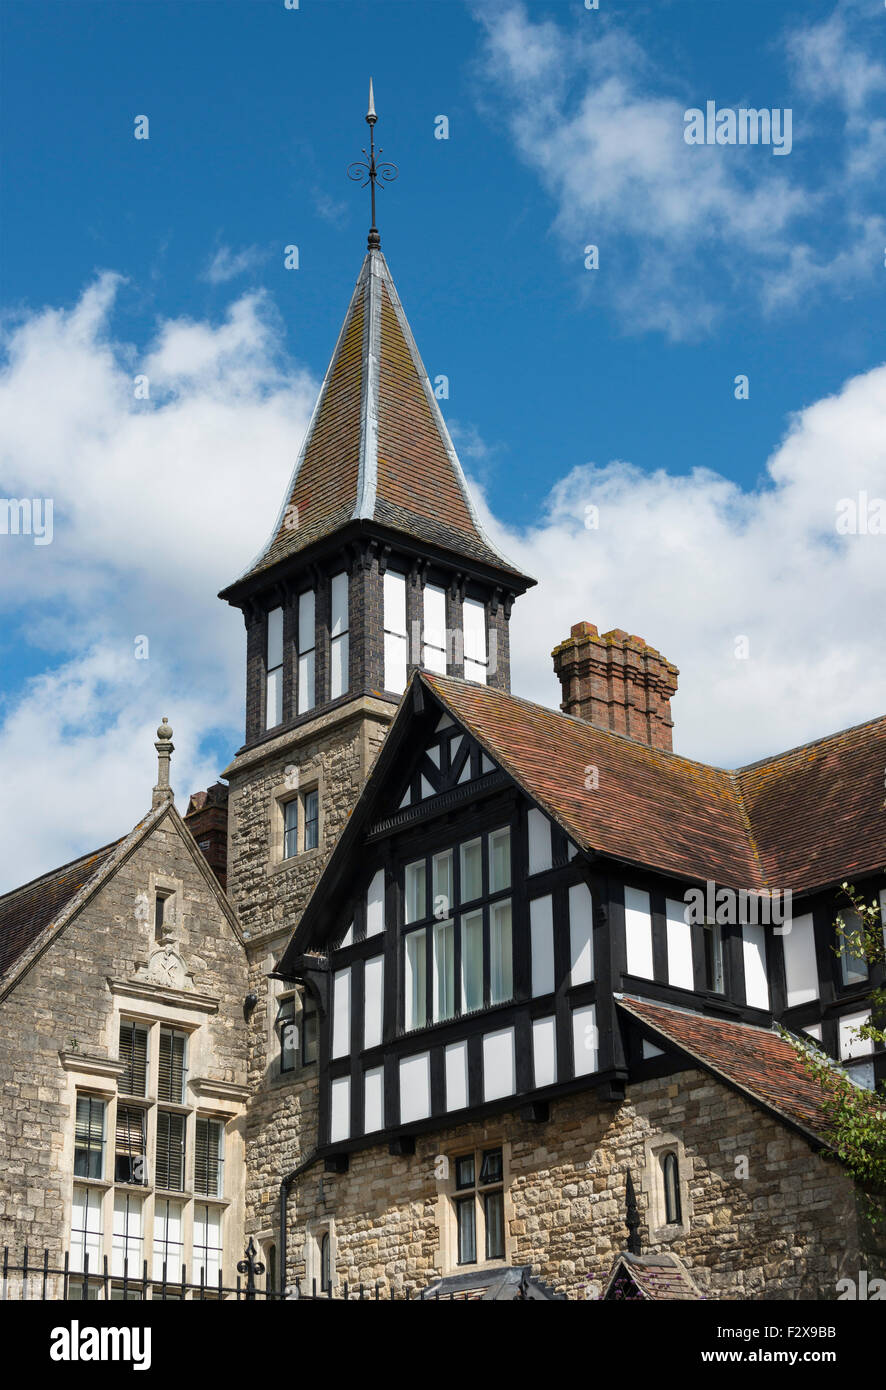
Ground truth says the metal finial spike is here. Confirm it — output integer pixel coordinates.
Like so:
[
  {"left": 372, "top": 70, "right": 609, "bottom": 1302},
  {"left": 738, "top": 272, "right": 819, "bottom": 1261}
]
[{"left": 347, "top": 82, "right": 398, "bottom": 250}]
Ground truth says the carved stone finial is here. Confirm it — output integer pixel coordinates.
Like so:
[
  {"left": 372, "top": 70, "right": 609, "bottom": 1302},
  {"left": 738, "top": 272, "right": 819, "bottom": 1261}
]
[{"left": 153, "top": 716, "right": 175, "bottom": 809}]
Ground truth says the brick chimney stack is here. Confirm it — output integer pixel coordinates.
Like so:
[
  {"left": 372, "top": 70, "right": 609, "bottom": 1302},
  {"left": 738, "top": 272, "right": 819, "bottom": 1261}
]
[{"left": 552, "top": 622, "right": 679, "bottom": 751}]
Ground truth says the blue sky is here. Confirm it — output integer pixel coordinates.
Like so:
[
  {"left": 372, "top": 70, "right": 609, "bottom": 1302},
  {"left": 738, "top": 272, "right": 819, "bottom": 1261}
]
[{"left": 1, "top": 0, "right": 885, "bottom": 888}]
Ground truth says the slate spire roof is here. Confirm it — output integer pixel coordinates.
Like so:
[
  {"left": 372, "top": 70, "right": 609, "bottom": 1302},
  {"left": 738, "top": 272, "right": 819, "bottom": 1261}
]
[{"left": 222, "top": 249, "right": 532, "bottom": 597}]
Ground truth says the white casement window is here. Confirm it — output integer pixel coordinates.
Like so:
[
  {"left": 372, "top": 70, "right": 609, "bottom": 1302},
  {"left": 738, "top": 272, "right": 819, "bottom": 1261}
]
[
  {"left": 71, "top": 1185, "right": 104, "bottom": 1274},
  {"left": 266, "top": 606, "right": 284, "bottom": 729},
  {"left": 433, "top": 919, "right": 456, "bottom": 1021},
  {"left": 532, "top": 1016, "right": 557, "bottom": 1088},
  {"left": 445, "top": 1041, "right": 469, "bottom": 1111},
  {"left": 530, "top": 895, "right": 555, "bottom": 996},
  {"left": 527, "top": 809, "right": 552, "bottom": 875},
  {"left": 364, "top": 1067, "right": 384, "bottom": 1133},
  {"left": 482, "top": 1028, "right": 515, "bottom": 1102},
  {"left": 111, "top": 1192, "right": 144, "bottom": 1278},
  {"left": 330, "top": 1076, "right": 350, "bottom": 1143},
  {"left": 152, "top": 1199, "right": 184, "bottom": 1281},
  {"left": 489, "top": 901, "right": 513, "bottom": 1004},
  {"left": 383, "top": 570, "right": 408, "bottom": 692},
  {"left": 398, "top": 1052, "right": 431, "bottom": 1124},
  {"left": 624, "top": 887, "right": 654, "bottom": 980},
  {"left": 839, "top": 909, "right": 869, "bottom": 986},
  {"left": 330, "top": 571, "right": 350, "bottom": 699},
  {"left": 665, "top": 898, "right": 694, "bottom": 991},
  {"left": 297, "top": 589, "right": 316, "bottom": 714},
  {"left": 192, "top": 1204, "right": 223, "bottom": 1284},
  {"left": 366, "top": 868, "right": 385, "bottom": 936},
  {"left": 332, "top": 968, "right": 351, "bottom": 1059},
  {"left": 404, "top": 930, "right": 427, "bottom": 1030},
  {"left": 461, "top": 909, "right": 483, "bottom": 1013},
  {"left": 363, "top": 955, "right": 384, "bottom": 1049},
  {"left": 403, "top": 829, "right": 513, "bottom": 1029},
  {"left": 569, "top": 883, "right": 594, "bottom": 986},
  {"left": 422, "top": 583, "right": 447, "bottom": 674},
  {"left": 572, "top": 1003, "right": 598, "bottom": 1076},
  {"left": 742, "top": 923, "right": 769, "bottom": 1009},
  {"left": 194, "top": 1118, "right": 225, "bottom": 1199},
  {"left": 783, "top": 911, "right": 819, "bottom": 1006},
  {"left": 463, "top": 597, "right": 488, "bottom": 684}
]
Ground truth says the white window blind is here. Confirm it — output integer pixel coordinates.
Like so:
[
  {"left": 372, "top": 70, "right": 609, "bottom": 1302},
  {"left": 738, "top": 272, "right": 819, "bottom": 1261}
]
[
  {"left": 463, "top": 598, "right": 487, "bottom": 683},
  {"left": 572, "top": 1003, "right": 598, "bottom": 1076},
  {"left": 297, "top": 589, "right": 316, "bottom": 714},
  {"left": 384, "top": 571, "right": 408, "bottom": 692},
  {"left": 569, "top": 883, "right": 594, "bottom": 986},
  {"left": 266, "top": 606, "right": 284, "bottom": 729},
  {"left": 399, "top": 1052, "right": 431, "bottom": 1124},
  {"left": 422, "top": 583, "right": 447, "bottom": 673},
  {"left": 532, "top": 1016, "right": 557, "bottom": 1088},
  {"left": 665, "top": 898, "right": 694, "bottom": 990},
  {"left": 624, "top": 886, "right": 654, "bottom": 980},
  {"left": 742, "top": 923, "right": 770, "bottom": 1009},
  {"left": 330, "top": 571, "right": 349, "bottom": 699},
  {"left": 527, "top": 809, "right": 552, "bottom": 875},
  {"left": 783, "top": 912, "right": 819, "bottom": 1006},
  {"left": 530, "top": 895, "right": 555, "bottom": 996}
]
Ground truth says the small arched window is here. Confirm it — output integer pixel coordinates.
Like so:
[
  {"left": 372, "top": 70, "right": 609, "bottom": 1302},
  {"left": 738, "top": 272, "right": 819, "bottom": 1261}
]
[
  {"left": 661, "top": 1152, "right": 682, "bottom": 1225},
  {"left": 320, "top": 1232, "right": 331, "bottom": 1293}
]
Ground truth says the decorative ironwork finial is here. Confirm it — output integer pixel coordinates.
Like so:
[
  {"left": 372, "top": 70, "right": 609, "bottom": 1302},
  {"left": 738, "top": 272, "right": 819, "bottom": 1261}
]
[
  {"left": 237, "top": 1237, "right": 265, "bottom": 1301},
  {"left": 347, "top": 77, "right": 398, "bottom": 250},
  {"left": 625, "top": 1167, "right": 642, "bottom": 1256}
]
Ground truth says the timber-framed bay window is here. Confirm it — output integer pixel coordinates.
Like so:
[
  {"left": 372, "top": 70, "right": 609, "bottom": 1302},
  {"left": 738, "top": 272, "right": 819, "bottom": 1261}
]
[
  {"left": 68, "top": 1013, "right": 235, "bottom": 1295},
  {"left": 402, "top": 826, "right": 513, "bottom": 1030}
]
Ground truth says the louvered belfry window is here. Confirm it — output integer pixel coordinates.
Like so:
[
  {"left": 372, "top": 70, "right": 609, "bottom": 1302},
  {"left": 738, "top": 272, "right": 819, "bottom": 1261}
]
[
  {"left": 119, "top": 1021, "right": 148, "bottom": 1097},
  {"left": 115, "top": 1106, "right": 147, "bottom": 1185},
  {"left": 194, "top": 1117, "right": 224, "bottom": 1198},
  {"left": 157, "top": 1027, "right": 187, "bottom": 1104},
  {"left": 155, "top": 1111, "right": 186, "bottom": 1192}
]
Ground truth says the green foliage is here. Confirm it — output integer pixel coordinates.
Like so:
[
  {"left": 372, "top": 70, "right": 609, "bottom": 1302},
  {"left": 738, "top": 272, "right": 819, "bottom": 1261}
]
[{"left": 782, "top": 880, "right": 886, "bottom": 1225}]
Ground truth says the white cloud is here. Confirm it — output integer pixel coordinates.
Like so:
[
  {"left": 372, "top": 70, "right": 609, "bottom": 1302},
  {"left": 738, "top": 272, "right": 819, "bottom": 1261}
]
[
  {"left": 0, "top": 275, "right": 317, "bottom": 891},
  {"left": 471, "top": 360, "right": 886, "bottom": 767},
  {"left": 473, "top": 3, "right": 883, "bottom": 335},
  {"left": 2, "top": 272, "right": 885, "bottom": 895},
  {"left": 201, "top": 244, "right": 268, "bottom": 285}
]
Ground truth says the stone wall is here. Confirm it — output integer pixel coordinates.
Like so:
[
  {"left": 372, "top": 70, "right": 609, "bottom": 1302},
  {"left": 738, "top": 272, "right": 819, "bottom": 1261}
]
[
  {"left": 282, "top": 1068, "right": 876, "bottom": 1300},
  {"left": 225, "top": 697, "right": 393, "bottom": 1246},
  {"left": 0, "top": 811, "right": 249, "bottom": 1263}
]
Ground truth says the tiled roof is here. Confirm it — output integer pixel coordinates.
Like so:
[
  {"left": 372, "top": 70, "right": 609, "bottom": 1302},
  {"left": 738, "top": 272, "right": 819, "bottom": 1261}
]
[
  {"left": 0, "top": 841, "right": 120, "bottom": 979},
  {"left": 616, "top": 996, "right": 830, "bottom": 1140},
  {"left": 224, "top": 251, "right": 531, "bottom": 594},
  {"left": 735, "top": 716, "right": 886, "bottom": 894},
  {"left": 421, "top": 674, "right": 886, "bottom": 895},
  {"left": 602, "top": 1252, "right": 704, "bottom": 1301}
]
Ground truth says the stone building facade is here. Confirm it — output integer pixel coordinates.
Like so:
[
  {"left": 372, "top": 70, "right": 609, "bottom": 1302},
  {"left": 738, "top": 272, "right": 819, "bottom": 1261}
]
[{"left": 0, "top": 740, "right": 250, "bottom": 1292}]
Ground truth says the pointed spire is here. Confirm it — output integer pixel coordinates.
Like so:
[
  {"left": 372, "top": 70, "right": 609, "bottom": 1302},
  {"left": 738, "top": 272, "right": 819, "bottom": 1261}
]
[
  {"left": 221, "top": 251, "right": 533, "bottom": 598},
  {"left": 367, "top": 77, "right": 376, "bottom": 123}
]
